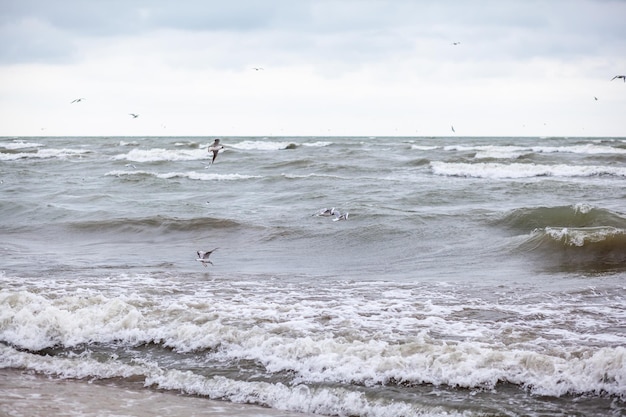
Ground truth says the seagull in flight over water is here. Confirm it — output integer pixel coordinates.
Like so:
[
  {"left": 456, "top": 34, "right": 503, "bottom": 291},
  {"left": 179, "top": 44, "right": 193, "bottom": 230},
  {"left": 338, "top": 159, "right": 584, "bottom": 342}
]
[
  {"left": 451, "top": 125, "right": 456, "bottom": 133},
  {"left": 611, "top": 75, "right": 626, "bottom": 82},
  {"left": 71, "top": 98, "right": 85, "bottom": 103},
  {"left": 129, "top": 113, "right": 139, "bottom": 118},
  {"left": 196, "top": 248, "right": 218, "bottom": 267},
  {"left": 208, "top": 139, "right": 225, "bottom": 164}
]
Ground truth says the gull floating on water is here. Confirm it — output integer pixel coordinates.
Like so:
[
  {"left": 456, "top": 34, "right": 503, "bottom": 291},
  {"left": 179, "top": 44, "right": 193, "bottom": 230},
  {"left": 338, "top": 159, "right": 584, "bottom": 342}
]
[
  {"left": 314, "top": 207, "right": 337, "bottom": 217},
  {"left": 208, "top": 139, "right": 225, "bottom": 164},
  {"left": 611, "top": 75, "right": 625, "bottom": 82},
  {"left": 333, "top": 211, "right": 349, "bottom": 221},
  {"left": 196, "top": 248, "right": 218, "bottom": 267},
  {"left": 71, "top": 98, "right": 85, "bottom": 103}
]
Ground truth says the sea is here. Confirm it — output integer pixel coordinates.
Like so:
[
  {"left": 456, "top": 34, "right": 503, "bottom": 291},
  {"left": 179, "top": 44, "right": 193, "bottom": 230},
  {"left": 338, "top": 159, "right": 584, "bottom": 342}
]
[{"left": 1, "top": 135, "right": 625, "bottom": 417}]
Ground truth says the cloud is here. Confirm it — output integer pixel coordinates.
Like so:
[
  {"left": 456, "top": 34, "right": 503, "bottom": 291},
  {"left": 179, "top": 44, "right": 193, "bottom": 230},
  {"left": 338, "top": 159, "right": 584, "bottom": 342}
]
[{"left": 1, "top": 0, "right": 625, "bottom": 136}]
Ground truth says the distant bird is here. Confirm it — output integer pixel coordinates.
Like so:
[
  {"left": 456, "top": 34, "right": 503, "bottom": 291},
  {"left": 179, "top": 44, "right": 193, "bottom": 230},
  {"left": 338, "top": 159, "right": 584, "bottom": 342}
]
[
  {"left": 71, "top": 98, "right": 85, "bottom": 103},
  {"left": 452, "top": 42, "right": 461, "bottom": 46},
  {"left": 129, "top": 113, "right": 139, "bottom": 118},
  {"left": 594, "top": 96, "right": 598, "bottom": 101},
  {"left": 208, "top": 139, "right": 225, "bottom": 164},
  {"left": 611, "top": 75, "right": 625, "bottom": 82},
  {"left": 313, "top": 207, "right": 337, "bottom": 217},
  {"left": 451, "top": 125, "right": 455, "bottom": 133},
  {"left": 252, "top": 67, "right": 264, "bottom": 71},
  {"left": 196, "top": 248, "right": 218, "bottom": 267}
]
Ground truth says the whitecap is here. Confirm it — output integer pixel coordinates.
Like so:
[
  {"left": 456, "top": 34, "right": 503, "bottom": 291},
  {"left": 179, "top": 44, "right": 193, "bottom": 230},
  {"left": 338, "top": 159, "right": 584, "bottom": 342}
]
[
  {"left": 228, "top": 141, "right": 296, "bottom": 151},
  {"left": 430, "top": 161, "right": 626, "bottom": 179},
  {"left": 1, "top": 140, "right": 44, "bottom": 150},
  {"left": 112, "top": 148, "right": 207, "bottom": 162}
]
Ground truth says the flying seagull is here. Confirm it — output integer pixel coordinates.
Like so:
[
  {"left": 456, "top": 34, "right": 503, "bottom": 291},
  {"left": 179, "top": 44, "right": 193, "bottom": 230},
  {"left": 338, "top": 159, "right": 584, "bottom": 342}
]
[
  {"left": 208, "top": 139, "right": 225, "bottom": 164},
  {"left": 129, "top": 113, "right": 139, "bottom": 118},
  {"left": 452, "top": 42, "right": 461, "bottom": 45},
  {"left": 611, "top": 75, "right": 625, "bottom": 82},
  {"left": 71, "top": 98, "right": 85, "bottom": 103},
  {"left": 196, "top": 248, "right": 218, "bottom": 267},
  {"left": 252, "top": 67, "right": 264, "bottom": 71},
  {"left": 451, "top": 125, "right": 455, "bottom": 133}
]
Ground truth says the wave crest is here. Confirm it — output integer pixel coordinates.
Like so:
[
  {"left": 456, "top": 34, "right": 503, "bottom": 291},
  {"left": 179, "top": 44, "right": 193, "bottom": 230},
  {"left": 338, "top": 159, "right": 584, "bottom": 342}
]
[{"left": 496, "top": 205, "right": 626, "bottom": 231}]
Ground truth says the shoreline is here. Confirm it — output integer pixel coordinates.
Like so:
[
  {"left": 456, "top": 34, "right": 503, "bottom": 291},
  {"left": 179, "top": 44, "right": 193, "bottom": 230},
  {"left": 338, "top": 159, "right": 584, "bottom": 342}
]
[{"left": 0, "top": 368, "right": 312, "bottom": 417}]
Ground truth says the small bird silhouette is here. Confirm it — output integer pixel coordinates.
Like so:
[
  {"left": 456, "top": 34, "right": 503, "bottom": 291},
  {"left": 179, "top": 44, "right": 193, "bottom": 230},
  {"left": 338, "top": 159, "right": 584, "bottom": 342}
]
[
  {"left": 129, "top": 113, "right": 139, "bottom": 118},
  {"left": 71, "top": 98, "right": 85, "bottom": 103},
  {"left": 611, "top": 75, "right": 625, "bottom": 83}
]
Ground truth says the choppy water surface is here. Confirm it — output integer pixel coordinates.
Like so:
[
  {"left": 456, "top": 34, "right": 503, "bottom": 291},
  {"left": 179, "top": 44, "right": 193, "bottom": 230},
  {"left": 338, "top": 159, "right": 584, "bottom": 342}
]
[{"left": 1, "top": 136, "right": 625, "bottom": 416}]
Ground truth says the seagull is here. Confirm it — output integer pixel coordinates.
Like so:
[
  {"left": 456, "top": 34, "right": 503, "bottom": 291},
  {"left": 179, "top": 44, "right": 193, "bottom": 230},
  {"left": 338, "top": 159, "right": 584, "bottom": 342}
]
[
  {"left": 252, "top": 67, "right": 264, "bottom": 71},
  {"left": 71, "top": 98, "right": 85, "bottom": 103},
  {"left": 196, "top": 248, "right": 218, "bottom": 267},
  {"left": 611, "top": 75, "right": 625, "bottom": 82},
  {"left": 451, "top": 125, "right": 455, "bottom": 133},
  {"left": 452, "top": 42, "right": 461, "bottom": 45},
  {"left": 208, "top": 139, "right": 225, "bottom": 164},
  {"left": 594, "top": 96, "right": 598, "bottom": 101},
  {"left": 333, "top": 211, "right": 349, "bottom": 221},
  {"left": 314, "top": 207, "right": 337, "bottom": 217},
  {"left": 129, "top": 113, "right": 139, "bottom": 118}
]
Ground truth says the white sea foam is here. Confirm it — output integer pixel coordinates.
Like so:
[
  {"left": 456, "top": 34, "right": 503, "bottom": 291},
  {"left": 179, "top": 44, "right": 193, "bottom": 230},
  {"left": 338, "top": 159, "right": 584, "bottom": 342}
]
[
  {"left": 228, "top": 140, "right": 331, "bottom": 151},
  {"left": 410, "top": 145, "right": 440, "bottom": 151},
  {"left": 112, "top": 148, "right": 208, "bottom": 162},
  {"left": 1, "top": 278, "right": 624, "bottom": 400},
  {"left": 1, "top": 140, "right": 44, "bottom": 149},
  {"left": 430, "top": 161, "right": 626, "bottom": 179},
  {"left": 442, "top": 143, "right": 626, "bottom": 157},
  {"left": 228, "top": 141, "right": 296, "bottom": 151},
  {"left": 0, "top": 148, "right": 90, "bottom": 161},
  {"left": 105, "top": 170, "right": 260, "bottom": 181},
  {"left": 542, "top": 226, "right": 626, "bottom": 247}
]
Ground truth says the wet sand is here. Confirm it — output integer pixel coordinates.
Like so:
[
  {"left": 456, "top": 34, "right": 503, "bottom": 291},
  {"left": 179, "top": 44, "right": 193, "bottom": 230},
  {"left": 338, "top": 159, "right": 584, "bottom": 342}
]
[{"left": 0, "top": 369, "right": 312, "bottom": 417}]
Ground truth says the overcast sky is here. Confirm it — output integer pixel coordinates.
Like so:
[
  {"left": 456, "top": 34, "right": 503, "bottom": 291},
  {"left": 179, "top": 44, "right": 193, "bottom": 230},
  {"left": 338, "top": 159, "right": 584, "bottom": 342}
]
[{"left": 1, "top": 0, "right": 625, "bottom": 137}]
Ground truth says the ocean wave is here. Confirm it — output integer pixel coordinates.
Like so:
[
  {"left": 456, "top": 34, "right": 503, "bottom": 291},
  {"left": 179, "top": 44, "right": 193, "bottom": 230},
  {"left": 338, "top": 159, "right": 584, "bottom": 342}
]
[
  {"left": 2, "top": 281, "right": 625, "bottom": 400},
  {"left": 67, "top": 215, "right": 243, "bottom": 235},
  {"left": 495, "top": 204, "right": 626, "bottom": 231},
  {"left": 105, "top": 170, "right": 260, "bottom": 181},
  {"left": 0, "top": 148, "right": 91, "bottom": 161},
  {"left": 431, "top": 161, "right": 626, "bottom": 178},
  {"left": 0, "top": 140, "right": 44, "bottom": 150},
  {"left": 228, "top": 140, "right": 331, "bottom": 151},
  {"left": 0, "top": 345, "right": 465, "bottom": 417},
  {"left": 518, "top": 226, "right": 626, "bottom": 271},
  {"left": 112, "top": 148, "right": 208, "bottom": 162},
  {"left": 442, "top": 143, "right": 626, "bottom": 157}
]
